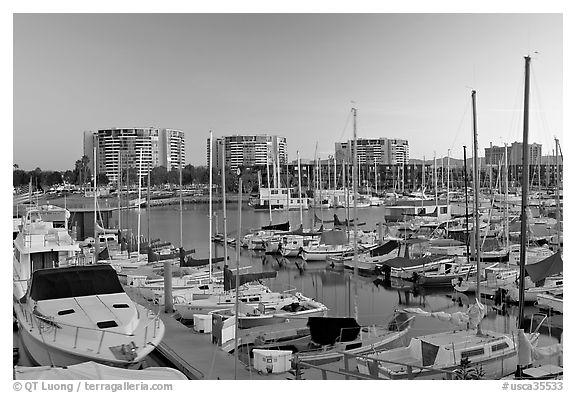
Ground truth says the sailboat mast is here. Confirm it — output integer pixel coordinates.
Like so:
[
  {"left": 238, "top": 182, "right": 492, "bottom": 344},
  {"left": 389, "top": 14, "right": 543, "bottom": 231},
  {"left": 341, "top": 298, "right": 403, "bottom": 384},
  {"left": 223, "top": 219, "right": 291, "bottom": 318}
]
[
  {"left": 352, "top": 107, "right": 359, "bottom": 320},
  {"left": 147, "top": 162, "right": 151, "bottom": 243},
  {"left": 447, "top": 149, "right": 450, "bottom": 209},
  {"left": 472, "top": 90, "right": 482, "bottom": 317},
  {"left": 93, "top": 145, "right": 98, "bottom": 263},
  {"left": 209, "top": 130, "right": 213, "bottom": 280},
  {"left": 463, "top": 146, "right": 470, "bottom": 265},
  {"left": 297, "top": 150, "right": 303, "bottom": 226},
  {"left": 554, "top": 138, "right": 561, "bottom": 252},
  {"left": 118, "top": 151, "right": 122, "bottom": 237},
  {"left": 222, "top": 139, "right": 228, "bottom": 265},
  {"left": 505, "top": 143, "right": 509, "bottom": 252},
  {"left": 137, "top": 148, "right": 143, "bottom": 263},
  {"left": 285, "top": 156, "right": 290, "bottom": 222},
  {"left": 518, "top": 56, "right": 531, "bottom": 325},
  {"left": 266, "top": 149, "right": 272, "bottom": 225},
  {"left": 179, "top": 139, "right": 183, "bottom": 247}
]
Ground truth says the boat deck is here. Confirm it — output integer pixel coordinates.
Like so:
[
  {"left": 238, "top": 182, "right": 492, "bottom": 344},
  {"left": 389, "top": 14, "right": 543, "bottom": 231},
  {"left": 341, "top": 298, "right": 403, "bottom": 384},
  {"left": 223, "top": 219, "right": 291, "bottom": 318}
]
[{"left": 126, "top": 287, "right": 321, "bottom": 380}]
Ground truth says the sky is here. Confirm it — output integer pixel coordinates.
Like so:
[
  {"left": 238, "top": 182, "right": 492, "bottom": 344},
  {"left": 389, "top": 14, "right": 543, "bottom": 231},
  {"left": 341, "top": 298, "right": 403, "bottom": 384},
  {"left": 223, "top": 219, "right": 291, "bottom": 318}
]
[{"left": 13, "top": 13, "right": 563, "bottom": 170}]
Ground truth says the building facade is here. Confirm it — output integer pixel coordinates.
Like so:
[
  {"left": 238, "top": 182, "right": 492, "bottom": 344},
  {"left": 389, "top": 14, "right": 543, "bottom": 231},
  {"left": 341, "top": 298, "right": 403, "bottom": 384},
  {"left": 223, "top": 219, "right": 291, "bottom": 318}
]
[
  {"left": 485, "top": 142, "right": 542, "bottom": 166},
  {"left": 84, "top": 127, "right": 185, "bottom": 183},
  {"left": 207, "top": 134, "right": 288, "bottom": 171},
  {"left": 335, "top": 138, "right": 409, "bottom": 165}
]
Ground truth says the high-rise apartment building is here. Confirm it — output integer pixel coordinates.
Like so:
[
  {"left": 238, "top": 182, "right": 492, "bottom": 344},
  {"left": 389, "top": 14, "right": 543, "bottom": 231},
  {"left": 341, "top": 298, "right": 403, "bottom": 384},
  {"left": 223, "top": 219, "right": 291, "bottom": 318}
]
[
  {"left": 84, "top": 127, "right": 185, "bottom": 182},
  {"left": 207, "top": 134, "right": 287, "bottom": 171},
  {"left": 335, "top": 138, "right": 409, "bottom": 164},
  {"left": 484, "top": 142, "right": 542, "bottom": 166}
]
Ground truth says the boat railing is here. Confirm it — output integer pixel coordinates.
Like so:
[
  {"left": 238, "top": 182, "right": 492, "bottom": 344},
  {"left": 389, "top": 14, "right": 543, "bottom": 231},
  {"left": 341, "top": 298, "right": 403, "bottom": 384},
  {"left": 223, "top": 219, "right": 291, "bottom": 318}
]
[
  {"left": 14, "top": 300, "right": 161, "bottom": 356},
  {"left": 337, "top": 351, "right": 459, "bottom": 380}
]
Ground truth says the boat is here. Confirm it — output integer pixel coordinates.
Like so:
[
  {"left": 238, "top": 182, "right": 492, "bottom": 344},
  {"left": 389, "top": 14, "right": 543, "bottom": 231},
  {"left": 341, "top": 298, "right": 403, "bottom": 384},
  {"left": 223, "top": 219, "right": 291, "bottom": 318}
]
[
  {"left": 535, "top": 289, "right": 563, "bottom": 314},
  {"left": 355, "top": 318, "right": 539, "bottom": 379},
  {"left": 249, "top": 187, "right": 310, "bottom": 211},
  {"left": 251, "top": 312, "right": 414, "bottom": 366},
  {"left": 413, "top": 260, "right": 477, "bottom": 287},
  {"left": 452, "top": 264, "right": 519, "bottom": 297},
  {"left": 212, "top": 293, "right": 328, "bottom": 329},
  {"left": 173, "top": 285, "right": 292, "bottom": 319},
  {"left": 356, "top": 70, "right": 544, "bottom": 379},
  {"left": 300, "top": 230, "right": 353, "bottom": 261},
  {"left": 14, "top": 361, "right": 187, "bottom": 380},
  {"left": 14, "top": 264, "right": 164, "bottom": 367}
]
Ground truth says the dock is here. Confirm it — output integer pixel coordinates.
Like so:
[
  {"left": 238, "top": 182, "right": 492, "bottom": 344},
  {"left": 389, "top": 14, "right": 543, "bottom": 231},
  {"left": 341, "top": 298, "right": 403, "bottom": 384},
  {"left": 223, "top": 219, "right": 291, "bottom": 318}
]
[{"left": 126, "top": 287, "right": 333, "bottom": 380}]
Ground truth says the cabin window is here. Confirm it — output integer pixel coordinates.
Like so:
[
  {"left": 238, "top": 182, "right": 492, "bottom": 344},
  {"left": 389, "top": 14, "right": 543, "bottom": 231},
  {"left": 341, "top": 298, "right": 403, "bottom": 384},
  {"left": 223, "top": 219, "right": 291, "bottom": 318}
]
[
  {"left": 112, "top": 304, "right": 129, "bottom": 309},
  {"left": 199, "top": 285, "right": 209, "bottom": 290},
  {"left": 461, "top": 348, "right": 485, "bottom": 358},
  {"left": 491, "top": 342, "right": 509, "bottom": 352},
  {"left": 271, "top": 190, "right": 278, "bottom": 195},
  {"left": 57, "top": 309, "right": 75, "bottom": 316},
  {"left": 249, "top": 297, "right": 260, "bottom": 302},
  {"left": 97, "top": 320, "right": 118, "bottom": 329}
]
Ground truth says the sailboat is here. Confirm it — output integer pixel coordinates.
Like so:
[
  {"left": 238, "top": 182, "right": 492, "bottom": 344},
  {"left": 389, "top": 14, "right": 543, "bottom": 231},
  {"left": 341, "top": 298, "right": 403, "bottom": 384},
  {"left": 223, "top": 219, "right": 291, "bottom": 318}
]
[
  {"left": 250, "top": 108, "right": 413, "bottom": 365},
  {"left": 355, "top": 60, "right": 541, "bottom": 379}
]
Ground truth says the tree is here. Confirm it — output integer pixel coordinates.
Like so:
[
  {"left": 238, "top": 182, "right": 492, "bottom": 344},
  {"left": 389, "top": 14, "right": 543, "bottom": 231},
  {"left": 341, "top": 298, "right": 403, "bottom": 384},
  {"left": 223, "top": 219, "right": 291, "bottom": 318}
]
[
  {"left": 96, "top": 173, "right": 109, "bottom": 186},
  {"left": 150, "top": 166, "right": 169, "bottom": 186}
]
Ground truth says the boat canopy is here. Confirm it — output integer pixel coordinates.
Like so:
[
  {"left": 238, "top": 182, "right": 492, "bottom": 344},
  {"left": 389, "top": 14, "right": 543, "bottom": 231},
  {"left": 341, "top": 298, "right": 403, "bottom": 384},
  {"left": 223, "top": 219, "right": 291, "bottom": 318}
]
[
  {"left": 308, "top": 317, "right": 360, "bottom": 345},
  {"left": 29, "top": 265, "right": 124, "bottom": 301},
  {"left": 287, "top": 225, "right": 323, "bottom": 237},
  {"left": 525, "top": 251, "right": 563, "bottom": 286},
  {"left": 377, "top": 255, "right": 442, "bottom": 269},
  {"left": 369, "top": 240, "right": 400, "bottom": 257},
  {"left": 223, "top": 266, "right": 277, "bottom": 291},
  {"left": 261, "top": 221, "right": 290, "bottom": 231}
]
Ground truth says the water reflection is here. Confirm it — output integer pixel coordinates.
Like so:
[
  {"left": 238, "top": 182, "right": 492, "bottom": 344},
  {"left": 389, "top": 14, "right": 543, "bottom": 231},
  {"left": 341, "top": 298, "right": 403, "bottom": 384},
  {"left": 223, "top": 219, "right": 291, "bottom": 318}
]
[{"left": 121, "top": 204, "right": 561, "bottom": 346}]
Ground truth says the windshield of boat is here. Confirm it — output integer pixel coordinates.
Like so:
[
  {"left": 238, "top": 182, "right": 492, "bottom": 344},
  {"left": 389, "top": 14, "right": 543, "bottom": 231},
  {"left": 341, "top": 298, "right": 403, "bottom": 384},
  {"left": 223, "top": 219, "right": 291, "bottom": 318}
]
[{"left": 29, "top": 265, "right": 124, "bottom": 301}]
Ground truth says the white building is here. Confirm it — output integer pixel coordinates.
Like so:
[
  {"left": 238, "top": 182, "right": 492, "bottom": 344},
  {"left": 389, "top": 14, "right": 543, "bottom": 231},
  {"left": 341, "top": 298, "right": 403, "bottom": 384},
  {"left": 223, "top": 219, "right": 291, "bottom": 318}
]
[{"left": 84, "top": 127, "right": 185, "bottom": 183}]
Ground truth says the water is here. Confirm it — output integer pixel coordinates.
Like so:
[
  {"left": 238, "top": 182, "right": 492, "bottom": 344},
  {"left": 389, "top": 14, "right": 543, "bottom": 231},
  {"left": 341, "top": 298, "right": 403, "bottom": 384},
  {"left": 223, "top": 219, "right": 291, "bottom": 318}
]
[{"left": 119, "top": 202, "right": 561, "bottom": 347}]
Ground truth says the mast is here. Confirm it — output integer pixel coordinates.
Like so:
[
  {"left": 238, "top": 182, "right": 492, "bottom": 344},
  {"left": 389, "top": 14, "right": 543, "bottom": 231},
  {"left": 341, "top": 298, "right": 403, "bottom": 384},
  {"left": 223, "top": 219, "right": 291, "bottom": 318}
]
[
  {"left": 433, "top": 152, "right": 438, "bottom": 206},
  {"left": 285, "top": 156, "right": 290, "bottom": 222},
  {"left": 266, "top": 149, "right": 272, "bottom": 225},
  {"left": 463, "top": 146, "right": 470, "bottom": 265},
  {"left": 118, "top": 151, "right": 122, "bottom": 238},
  {"left": 93, "top": 145, "right": 98, "bottom": 263},
  {"left": 179, "top": 138, "right": 183, "bottom": 248},
  {"left": 147, "top": 162, "right": 151, "bottom": 244},
  {"left": 352, "top": 107, "right": 359, "bottom": 320},
  {"left": 222, "top": 139, "right": 228, "bottom": 267},
  {"left": 471, "top": 90, "right": 482, "bottom": 332},
  {"left": 234, "top": 174, "right": 242, "bottom": 379},
  {"left": 297, "top": 151, "right": 303, "bottom": 226},
  {"left": 554, "top": 138, "right": 561, "bottom": 252},
  {"left": 447, "top": 149, "right": 451, "bottom": 210},
  {"left": 136, "top": 148, "right": 143, "bottom": 263},
  {"left": 209, "top": 130, "right": 213, "bottom": 280},
  {"left": 517, "top": 56, "right": 531, "bottom": 327},
  {"left": 505, "top": 143, "right": 509, "bottom": 253}
]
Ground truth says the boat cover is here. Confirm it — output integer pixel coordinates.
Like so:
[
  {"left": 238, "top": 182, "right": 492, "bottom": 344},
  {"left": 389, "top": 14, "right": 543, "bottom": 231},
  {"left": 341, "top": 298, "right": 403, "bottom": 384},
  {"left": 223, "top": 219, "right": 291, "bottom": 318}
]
[
  {"left": 320, "top": 230, "right": 348, "bottom": 245},
  {"left": 29, "top": 265, "right": 124, "bottom": 301},
  {"left": 14, "top": 361, "right": 187, "bottom": 380},
  {"left": 223, "top": 266, "right": 277, "bottom": 290},
  {"left": 308, "top": 317, "right": 360, "bottom": 345},
  {"left": 378, "top": 255, "right": 442, "bottom": 269},
  {"left": 261, "top": 221, "right": 290, "bottom": 231},
  {"left": 369, "top": 240, "right": 400, "bottom": 257},
  {"left": 525, "top": 251, "right": 563, "bottom": 286}
]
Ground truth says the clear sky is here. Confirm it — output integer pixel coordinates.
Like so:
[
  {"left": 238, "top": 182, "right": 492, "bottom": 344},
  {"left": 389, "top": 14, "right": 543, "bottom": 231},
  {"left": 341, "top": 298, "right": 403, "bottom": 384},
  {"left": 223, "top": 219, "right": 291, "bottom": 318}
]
[{"left": 13, "top": 13, "right": 562, "bottom": 170}]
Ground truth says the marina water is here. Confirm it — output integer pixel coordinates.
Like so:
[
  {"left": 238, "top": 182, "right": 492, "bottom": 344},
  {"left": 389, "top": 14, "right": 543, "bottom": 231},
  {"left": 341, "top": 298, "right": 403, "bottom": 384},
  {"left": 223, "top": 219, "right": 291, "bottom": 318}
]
[{"left": 119, "top": 202, "right": 561, "bottom": 347}]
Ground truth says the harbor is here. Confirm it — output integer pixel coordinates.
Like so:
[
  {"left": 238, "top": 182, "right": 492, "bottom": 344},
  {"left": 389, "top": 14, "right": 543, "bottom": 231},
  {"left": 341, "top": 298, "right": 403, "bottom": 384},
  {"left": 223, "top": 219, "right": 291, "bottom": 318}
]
[{"left": 12, "top": 12, "right": 564, "bottom": 384}]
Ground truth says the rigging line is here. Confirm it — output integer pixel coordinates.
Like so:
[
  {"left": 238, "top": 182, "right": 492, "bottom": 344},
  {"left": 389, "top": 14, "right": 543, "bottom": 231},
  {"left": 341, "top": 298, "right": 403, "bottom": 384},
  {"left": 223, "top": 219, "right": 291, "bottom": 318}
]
[
  {"left": 531, "top": 63, "right": 555, "bottom": 153},
  {"left": 506, "top": 65, "right": 526, "bottom": 145},
  {"left": 448, "top": 94, "right": 472, "bottom": 153},
  {"left": 337, "top": 109, "right": 353, "bottom": 142}
]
